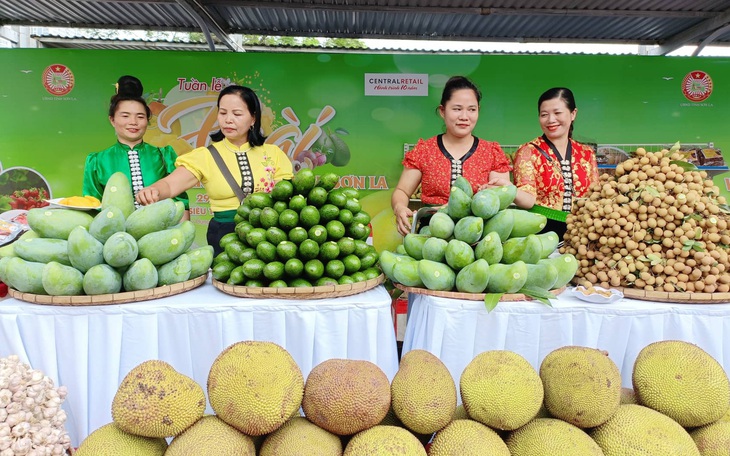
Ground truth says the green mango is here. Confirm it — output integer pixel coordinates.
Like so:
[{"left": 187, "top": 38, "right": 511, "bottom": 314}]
[
  {"left": 0, "top": 231, "right": 39, "bottom": 259},
  {"left": 483, "top": 209, "right": 514, "bottom": 241},
  {"left": 474, "top": 231, "right": 503, "bottom": 265},
  {"left": 102, "top": 232, "right": 139, "bottom": 268},
  {"left": 101, "top": 172, "right": 136, "bottom": 218},
  {"left": 157, "top": 253, "right": 192, "bottom": 286},
  {"left": 539, "top": 254, "right": 579, "bottom": 289},
  {"left": 471, "top": 189, "right": 500, "bottom": 220},
  {"left": 138, "top": 227, "right": 187, "bottom": 266},
  {"left": 455, "top": 258, "right": 490, "bottom": 293},
  {"left": 502, "top": 234, "right": 543, "bottom": 265},
  {"left": 82, "top": 264, "right": 122, "bottom": 295},
  {"left": 188, "top": 245, "right": 214, "bottom": 279},
  {"left": 489, "top": 184, "right": 518, "bottom": 210},
  {"left": 453, "top": 216, "right": 483, "bottom": 245},
  {"left": 172, "top": 201, "right": 186, "bottom": 226},
  {"left": 446, "top": 186, "right": 472, "bottom": 220},
  {"left": 393, "top": 259, "right": 424, "bottom": 287},
  {"left": 418, "top": 226, "right": 432, "bottom": 236},
  {"left": 3, "top": 257, "right": 46, "bottom": 294},
  {"left": 89, "top": 206, "right": 126, "bottom": 244},
  {"left": 27, "top": 208, "right": 94, "bottom": 240},
  {"left": 422, "top": 237, "right": 448, "bottom": 263},
  {"left": 67, "top": 226, "right": 105, "bottom": 273},
  {"left": 524, "top": 262, "right": 559, "bottom": 291},
  {"left": 42, "top": 261, "right": 83, "bottom": 296},
  {"left": 536, "top": 231, "right": 560, "bottom": 258},
  {"left": 124, "top": 198, "right": 179, "bottom": 240},
  {"left": 381, "top": 251, "right": 416, "bottom": 282},
  {"left": 486, "top": 261, "right": 528, "bottom": 294},
  {"left": 444, "top": 239, "right": 475, "bottom": 271},
  {"left": 395, "top": 244, "right": 407, "bottom": 255},
  {"left": 453, "top": 175, "right": 473, "bottom": 198},
  {"left": 13, "top": 238, "right": 70, "bottom": 266},
  {"left": 0, "top": 257, "right": 13, "bottom": 285},
  {"left": 403, "top": 233, "right": 430, "bottom": 260},
  {"left": 429, "top": 212, "right": 455, "bottom": 239},
  {"left": 175, "top": 220, "right": 196, "bottom": 252},
  {"left": 123, "top": 258, "right": 159, "bottom": 291},
  {"left": 418, "top": 259, "right": 456, "bottom": 291},
  {"left": 507, "top": 209, "right": 548, "bottom": 239}
]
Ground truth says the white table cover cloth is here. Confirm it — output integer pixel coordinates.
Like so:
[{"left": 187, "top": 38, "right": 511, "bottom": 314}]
[
  {"left": 0, "top": 279, "right": 398, "bottom": 447},
  {"left": 403, "top": 291, "right": 730, "bottom": 398}
]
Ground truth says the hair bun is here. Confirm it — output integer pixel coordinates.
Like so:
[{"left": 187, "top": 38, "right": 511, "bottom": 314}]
[{"left": 116, "top": 75, "right": 143, "bottom": 97}]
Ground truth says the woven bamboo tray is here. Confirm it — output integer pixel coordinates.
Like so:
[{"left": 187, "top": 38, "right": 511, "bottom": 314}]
[
  {"left": 7, "top": 273, "right": 208, "bottom": 306},
  {"left": 393, "top": 283, "right": 565, "bottom": 302},
  {"left": 614, "top": 287, "right": 730, "bottom": 304},
  {"left": 213, "top": 274, "right": 385, "bottom": 299}
]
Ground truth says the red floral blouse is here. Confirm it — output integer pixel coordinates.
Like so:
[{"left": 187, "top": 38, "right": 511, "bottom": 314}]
[
  {"left": 513, "top": 136, "right": 599, "bottom": 211},
  {"left": 402, "top": 135, "right": 512, "bottom": 206}
]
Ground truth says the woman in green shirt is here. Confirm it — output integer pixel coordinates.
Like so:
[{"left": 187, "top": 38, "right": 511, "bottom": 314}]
[{"left": 82, "top": 75, "right": 189, "bottom": 216}]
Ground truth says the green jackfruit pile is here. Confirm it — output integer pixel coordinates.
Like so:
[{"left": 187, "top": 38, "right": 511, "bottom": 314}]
[
  {"left": 381, "top": 177, "right": 578, "bottom": 302},
  {"left": 211, "top": 168, "right": 382, "bottom": 288},
  {"left": 76, "top": 339, "right": 729, "bottom": 455},
  {"left": 0, "top": 172, "right": 213, "bottom": 296}
]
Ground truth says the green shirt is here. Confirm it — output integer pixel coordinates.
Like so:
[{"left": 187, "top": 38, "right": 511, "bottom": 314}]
[{"left": 82, "top": 141, "right": 189, "bottom": 209}]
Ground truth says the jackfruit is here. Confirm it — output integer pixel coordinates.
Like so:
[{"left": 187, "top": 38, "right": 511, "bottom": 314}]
[
  {"left": 690, "top": 420, "right": 730, "bottom": 456},
  {"left": 343, "top": 425, "right": 426, "bottom": 455},
  {"left": 590, "top": 404, "right": 700, "bottom": 456},
  {"left": 75, "top": 422, "right": 167, "bottom": 456},
  {"left": 302, "top": 358, "right": 390, "bottom": 435},
  {"left": 165, "top": 415, "right": 255, "bottom": 455},
  {"left": 632, "top": 340, "right": 730, "bottom": 427},
  {"left": 540, "top": 346, "right": 621, "bottom": 428},
  {"left": 460, "top": 350, "right": 543, "bottom": 430},
  {"left": 112, "top": 360, "right": 205, "bottom": 438},
  {"left": 208, "top": 341, "right": 304, "bottom": 436},
  {"left": 505, "top": 418, "right": 604, "bottom": 456},
  {"left": 391, "top": 350, "right": 456, "bottom": 435},
  {"left": 428, "top": 419, "right": 509, "bottom": 456},
  {"left": 259, "top": 416, "right": 343, "bottom": 456}
]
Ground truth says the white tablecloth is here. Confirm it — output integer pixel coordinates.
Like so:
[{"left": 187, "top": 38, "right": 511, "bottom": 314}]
[
  {"left": 0, "top": 279, "right": 398, "bottom": 447},
  {"left": 403, "top": 291, "right": 730, "bottom": 397}
]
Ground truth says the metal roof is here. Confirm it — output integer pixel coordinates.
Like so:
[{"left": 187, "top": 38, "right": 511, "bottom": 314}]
[{"left": 2, "top": 0, "right": 730, "bottom": 54}]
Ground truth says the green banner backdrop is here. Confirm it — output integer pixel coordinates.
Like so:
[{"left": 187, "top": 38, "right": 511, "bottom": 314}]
[{"left": 0, "top": 49, "right": 728, "bottom": 251}]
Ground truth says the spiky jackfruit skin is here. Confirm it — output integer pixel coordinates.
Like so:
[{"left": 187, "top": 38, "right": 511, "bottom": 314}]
[
  {"left": 75, "top": 423, "right": 167, "bottom": 456},
  {"left": 632, "top": 340, "right": 730, "bottom": 427},
  {"left": 259, "top": 416, "right": 343, "bottom": 456},
  {"left": 343, "top": 425, "right": 426, "bottom": 456},
  {"left": 165, "top": 415, "right": 255, "bottom": 456},
  {"left": 207, "top": 341, "right": 304, "bottom": 436},
  {"left": 690, "top": 420, "right": 730, "bottom": 456},
  {"left": 590, "top": 404, "right": 700, "bottom": 456},
  {"left": 111, "top": 360, "right": 205, "bottom": 438},
  {"left": 428, "top": 419, "right": 510, "bottom": 456},
  {"left": 620, "top": 387, "right": 637, "bottom": 405},
  {"left": 460, "top": 350, "right": 543, "bottom": 430},
  {"left": 540, "top": 346, "right": 621, "bottom": 428},
  {"left": 505, "top": 418, "right": 604, "bottom": 456},
  {"left": 302, "top": 358, "right": 391, "bottom": 436},
  {"left": 391, "top": 349, "right": 456, "bottom": 435}
]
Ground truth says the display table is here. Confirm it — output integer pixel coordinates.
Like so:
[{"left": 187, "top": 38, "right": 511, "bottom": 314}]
[
  {"left": 402, "top": 291, "right": 730, "bottom": 396},
  {"left": 0, "top": 279, "right": 398, "bottom": 447}
]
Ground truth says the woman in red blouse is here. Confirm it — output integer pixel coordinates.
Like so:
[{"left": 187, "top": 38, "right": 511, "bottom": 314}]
[
  {"left": 392, "top": 76, "right": 533, "bottom": 236},
  {"left": 512, "top": 87, "right": 599, "bottom": 237}
]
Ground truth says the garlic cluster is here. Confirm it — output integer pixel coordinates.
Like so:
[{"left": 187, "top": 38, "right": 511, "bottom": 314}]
[{"left": 0, "top": 356, "right": 71, "bottom": 456}]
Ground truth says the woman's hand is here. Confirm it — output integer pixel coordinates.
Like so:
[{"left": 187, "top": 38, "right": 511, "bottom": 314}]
[
  {"left": 394, "top": 205, "right": 414, "bottom": 237},
  {"left": 135, "top": 187, "right": 161, "bottom": 206}
]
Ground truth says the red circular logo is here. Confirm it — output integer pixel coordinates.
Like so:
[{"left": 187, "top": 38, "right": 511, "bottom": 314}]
[
  {"left": 682, "top": 70, "right": 713, "bottom": 102},
  {"left": 42, "top": 64, "right": 75, "bottom": 96}
]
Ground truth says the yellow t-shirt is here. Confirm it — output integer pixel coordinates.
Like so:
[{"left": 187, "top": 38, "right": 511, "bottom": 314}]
[{"left": 176, "top": 139, "right": 293, "bottom": 212}]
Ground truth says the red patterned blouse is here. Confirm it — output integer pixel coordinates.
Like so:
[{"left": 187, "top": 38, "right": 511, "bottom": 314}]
[
  {"left": 402, "top": 135, "right": 512, "bottom": 206},
  {"left": 512, "top": 135, "right": 599, "bottom": 211}
]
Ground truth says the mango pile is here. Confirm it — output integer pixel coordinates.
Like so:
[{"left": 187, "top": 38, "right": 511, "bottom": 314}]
[
  {"left": 562, "top": 146, "right": 730, "bottom": 293},
  {"left": 381, "top": 177, "right": 577, "bottom": 298},
  {"left": 0, "top": 172, "right": 213, "bottom": 296},
  {"left": 211, "top": 168, "right": 381, "bottom": 287},
  {"left": 74, "top": 339, "right": 730, "bottom": 455}
]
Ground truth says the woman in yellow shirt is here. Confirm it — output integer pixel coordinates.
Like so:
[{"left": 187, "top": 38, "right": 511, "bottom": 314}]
[{"left": 136, "top": 85, "right": 293, "bottom": 255}]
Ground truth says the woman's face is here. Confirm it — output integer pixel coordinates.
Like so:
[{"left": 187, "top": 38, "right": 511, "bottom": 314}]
[
  {"left": 439, "top": 88, "right": 479, "bottom": 139},
  {"left": 217, "top": 93, "right": 256, "bottom": 145},
  {"left": 110, "top": 100, "right": 148, "bottom": 147},
  {"left": 539, "top": 97, "right": 576, "bottom": 141}
]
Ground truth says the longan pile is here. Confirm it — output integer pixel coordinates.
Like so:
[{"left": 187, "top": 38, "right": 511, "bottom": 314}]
[{"left": 561, "top": 147, "right": 730, "bottom": 293}]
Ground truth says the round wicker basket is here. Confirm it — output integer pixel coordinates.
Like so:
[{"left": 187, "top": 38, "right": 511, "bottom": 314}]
[
  {"left": 7, "top": 273, "right": 208, "bottom": 306},
  {"left": 393, "top": 283, "right": 565, "bottom": 302},
  {"left": 213, "top": 274, "right": 385, "bottom": 299},
  {"left": 614, "top": 287, "right": 730, "bottom": 304}
]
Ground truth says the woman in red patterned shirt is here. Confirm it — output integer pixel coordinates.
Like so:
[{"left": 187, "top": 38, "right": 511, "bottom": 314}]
[
  {"left": 512, "top": 87, "right": 599, "bottom": 238},
  {"left": 392, "top": 76, "right": 533, "bottom": 236}
]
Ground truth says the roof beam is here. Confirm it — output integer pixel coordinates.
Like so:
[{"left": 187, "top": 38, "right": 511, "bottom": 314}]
[
  {"left": 650, "top": 8, "right": 730, "bottom": 55},
  {"left": 174, "top": 0, "right": 243, "bottom": 51}
]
